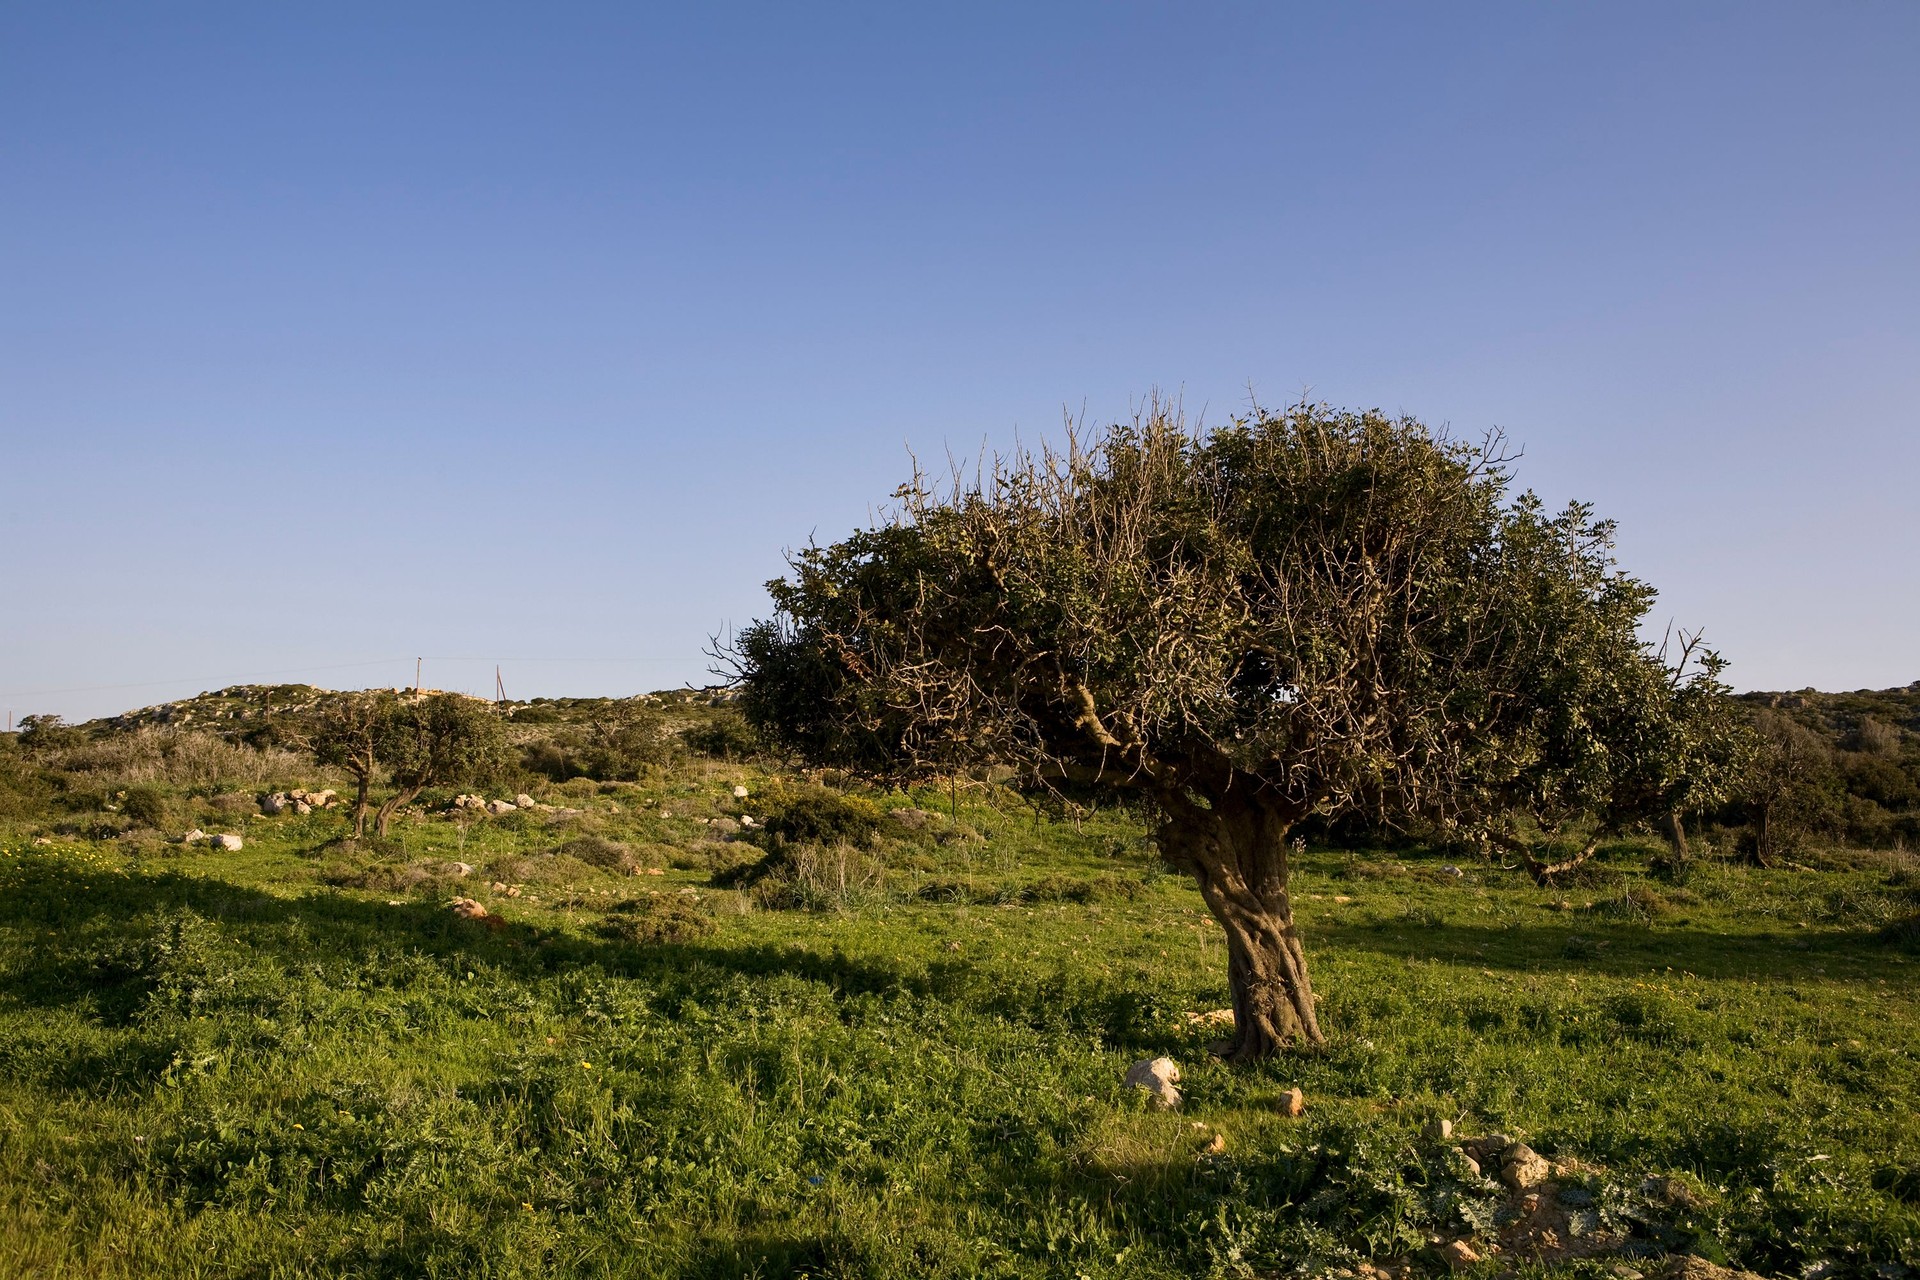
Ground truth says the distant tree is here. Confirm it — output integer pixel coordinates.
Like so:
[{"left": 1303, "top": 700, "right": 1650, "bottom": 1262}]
[
  {"left": 725, "top": 401, "right": 1735, "bottom": 1060},
  {"left": 307, "top": 693, "right": 388, "bottom": 837},
  {"left": 370, "top": 694, "right": 507, "bottom": 837},
  {"left": 17, "top": 714, "right": 84, "bottom": 755},
  {"left": 1738, "top": 710, "right": 1838, "bottom": 866},
  {"left": 1494, "top": 628, "right": 1752, "bottom": 882}
]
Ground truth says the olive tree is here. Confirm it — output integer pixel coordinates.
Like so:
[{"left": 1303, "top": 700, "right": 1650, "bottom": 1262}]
[
  {"left": 726, "top": 402, "right": 1734, "bottom": 1060},
  {"left": 309, "top": 691, "right": 506, "bottom": 838},
  {"left": 370, "top": 693, "right": 507, "bottom": 837},
  {"left": 308, "top": 693, "right": 386, "bottom": 837}
]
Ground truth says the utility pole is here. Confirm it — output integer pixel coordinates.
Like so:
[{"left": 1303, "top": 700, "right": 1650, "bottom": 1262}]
[
  {"left": 415, "top": 658, "right": 422, "bottom": 693},
  {"left": 495, "top": 665, "right": 506, "bottom": 703}
]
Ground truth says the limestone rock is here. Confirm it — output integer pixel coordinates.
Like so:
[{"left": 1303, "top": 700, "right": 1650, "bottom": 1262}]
[
  {"left": 309, "top": 789, "right": 337, "bottom": 807},
  {"left": 260, "top": 793, "right": 289, "bottom": 815},
  {"left": 514, "top": 793, "right": 537, "bottom": 809},
  {"left": 1438, "top": 1240, "right": 1481, "bottom": 1270},
  {"left": 1427, "top": 1117, "right": 1454, "bottom": 1141},
  {"left": 1183, "top": 1008, "right": 1236, "bottom": 1030},
  {"left": 181, "top": 829, "right": 206, "bottom": 844},
  {"left": 1124, "top": 1056, "right": 1182, "bottom": 1110},
  {"left": 732, "top": 785, "right": 750, "bottom": 798},
  {"left": 448, "top": 861, "right": 473, "bottom": 877},
  {"left": 450, "top": 897, "right": 489, "bottom": 920},
  {"left": 485, "top": 799, "right": 518, "bottom": 816},
  {"left": 1280, "top": 1087, "right": 1307, "bottom": 1117},
  {"left": 1501, "top": 1142, "right": 1552, "bottom": 1190},
  {"left": 210, "top": 833, "right": 243, "bottom": 852}
]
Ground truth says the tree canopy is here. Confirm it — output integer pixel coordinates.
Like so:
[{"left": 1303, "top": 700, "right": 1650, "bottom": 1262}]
[{"left": 728, "top": 402, "right": 1738, "bottom": 1058}]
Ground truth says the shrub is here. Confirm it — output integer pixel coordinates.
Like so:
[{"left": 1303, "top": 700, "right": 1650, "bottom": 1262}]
[
  {"left": 482, "top": 853, "right": 602, "bottom": 886},
  {"left": 121, "top": 785, "right": 171, "bottom": 829},
  {"left": 598, "top": 894, "right": 715, "bottom": 943},
  {"left": 757, "top": 785, "right": 882, "bottom": 846},
  {"left": 744, "top": 842, "right": 888, "bottom": 911},
  {"left": 521, "top": 740, "right": 581, "bottom": 782},
  {"left": 683, "top": 712, "right": 761, "bottom": 760},
  {"left": 552, "top": 835, "right": 639, "bottom": 875},
  {"left": 1022, "top": 872, "right": 1142, "bottom": 904}
]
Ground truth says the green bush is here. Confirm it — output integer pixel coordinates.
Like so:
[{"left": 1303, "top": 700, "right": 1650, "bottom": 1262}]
[
  {"left": 598, "top": 894, "right": 715, "bottom": 943},
  {"left": 683, "top": 712, "right": 761, "bottom": 760},
  {"left": 757, "top": 785, "right": 882, "bottom": 846},
  {"left": 121, "top": 785, "right": 171, "bottom": 829}
]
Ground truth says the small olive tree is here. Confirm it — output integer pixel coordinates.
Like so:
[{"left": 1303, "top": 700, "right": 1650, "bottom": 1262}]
[
  {"left": 726, "top": 402, "right": 1735, "bottom": 1060},
  {"left": 370, "top": 693, "right": 507, "bottom": 837},
  {"left": 309, "top": 691, "right": 507, "bottom": 838},
  {"left": 308, "top": 693, "right": 386, "bottom": 837}
]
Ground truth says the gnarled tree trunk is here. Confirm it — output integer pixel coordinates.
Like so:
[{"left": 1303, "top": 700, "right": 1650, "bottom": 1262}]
[
  {"left": 1158, "top": 792, "right": 1323, "bottom": 1059},
  {"left": 1662, "top": 810, "right": 1689, "bottom": 862},
  {"left": 373, "top": 785, "right": 422, "bottom": 838}
]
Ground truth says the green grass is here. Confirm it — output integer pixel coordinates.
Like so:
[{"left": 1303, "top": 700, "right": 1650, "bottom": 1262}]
[{"left": 1, "top": 774, "right": 1916, "bottom": 1279}]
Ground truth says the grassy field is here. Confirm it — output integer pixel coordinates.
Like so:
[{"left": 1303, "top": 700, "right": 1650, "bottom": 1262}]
[{"left": 2, "top": 762, "right": 1917, "bottom": 1278}]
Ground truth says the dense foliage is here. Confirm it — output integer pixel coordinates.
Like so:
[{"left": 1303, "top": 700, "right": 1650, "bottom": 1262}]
[{"left": 728, "top": 404, "right": 1743, "bottom": 1054}]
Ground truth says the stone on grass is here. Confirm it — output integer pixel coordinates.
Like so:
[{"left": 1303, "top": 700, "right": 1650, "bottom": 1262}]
[
  {"left": 732, "top": 785, "right": 750, "bottom": 798},
  {"left": 448, "top": 861, "right": 473, "bottom": 877},
  {"left": 449, "top": 897, "right": 489, "bottom": 920},
  {"left": 1183, "top": 1008, "right": 1235, "bottom": 1030},
  {"left": 1439, "top": 1240, "right": 1481, "bottom": 1269},
  {"left": 260, "top": 793, "right": 288, "bottom": 815},
  {"left": 210, "top": 833, "right": 243, "bottom": 852},
  {"left": 485, "top": 799, "right": 517, "bottom": 816},
  {"left": 1124, "top": 1057, "right": 1182, "bottom": 1110},
  {"left": 514, "top": 793, "right": 537, "bottom": 808},
  {"left": 1427, "top": 1117, "right": 1453, "bottom": 1141},
  {"left": 1280, "top": 1087, "right": 1306, "bottom": 1117},
  {"left": 181, "top": 829, "right": 206, "bottom": 844},
  {"left": 1501, "top": 1143, "right": 1552, "bottom": 1190}
]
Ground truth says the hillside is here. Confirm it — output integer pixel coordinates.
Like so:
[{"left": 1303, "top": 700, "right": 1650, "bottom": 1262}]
[{"left": 0, "top": 685, "right": 1915, "bottom": 1277}]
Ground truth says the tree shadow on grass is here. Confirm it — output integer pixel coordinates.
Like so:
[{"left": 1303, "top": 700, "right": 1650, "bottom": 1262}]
[{"left": 0, "top": 860, "right": 1181, "bottom": 1053}]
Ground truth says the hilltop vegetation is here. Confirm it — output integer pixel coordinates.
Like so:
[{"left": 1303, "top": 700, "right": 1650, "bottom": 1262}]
[{"left": 0, "top": 683, "right": 1916, "bottom": 1278}]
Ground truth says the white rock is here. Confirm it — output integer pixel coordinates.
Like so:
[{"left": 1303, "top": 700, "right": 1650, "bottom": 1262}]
[
  {"left": 181, "top": 829, "right": 207, "bottom": 844},
  {"left": 514, "top": 793, "right": 537, "bottom": 808},
  {"left": 448, "top": 861, "right": 473, "bottom": 877},
  {"left": 294, "top": 800, "right": 312, "bottom": 815},
  {"left": 211, "top": 833, "right": 243, "bottom": 852},
  {"left": 309, "top": 789, "right": 337, "bottom": 807},
  {"left": 732, "top": 785, "right": 750, "bottom": 798},
  {"left": 260, "top": 793, "right": 289, "bottom": 815},
  {"left": 485, "top": 799, "right": 518, "bottom": 816},
  {"left": 1124, "top": 1056, "right": 1183, "bottom": 1110}
]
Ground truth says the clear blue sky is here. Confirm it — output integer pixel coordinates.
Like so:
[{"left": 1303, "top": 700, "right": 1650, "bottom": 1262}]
[{"left": 4, "top": 3, "right": 1916, "bottom": 722}]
